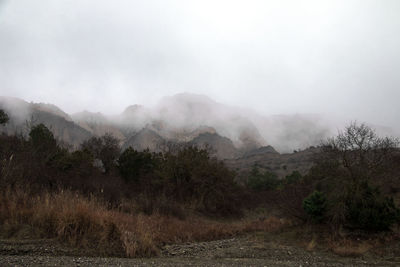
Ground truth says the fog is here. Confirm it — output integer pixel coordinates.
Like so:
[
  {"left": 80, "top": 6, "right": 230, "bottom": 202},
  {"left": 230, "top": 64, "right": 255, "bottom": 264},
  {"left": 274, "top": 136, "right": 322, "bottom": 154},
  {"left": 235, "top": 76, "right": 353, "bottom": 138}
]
[{"left": 1, "top": 0, "right": 400, "bottom": 133}]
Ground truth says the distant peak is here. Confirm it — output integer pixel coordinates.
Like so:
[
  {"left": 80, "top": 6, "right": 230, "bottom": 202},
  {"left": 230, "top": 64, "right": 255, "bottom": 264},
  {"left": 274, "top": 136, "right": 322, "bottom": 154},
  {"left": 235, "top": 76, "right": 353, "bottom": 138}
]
[
  {"left": 122, "top": 104, "right": 145, "bottom": 114},
  {"left": 161, "top": 92, "right": 216, "bottom": 105},
  {"left": 0, "top": 96, "right": 29, "bottom": 106}
]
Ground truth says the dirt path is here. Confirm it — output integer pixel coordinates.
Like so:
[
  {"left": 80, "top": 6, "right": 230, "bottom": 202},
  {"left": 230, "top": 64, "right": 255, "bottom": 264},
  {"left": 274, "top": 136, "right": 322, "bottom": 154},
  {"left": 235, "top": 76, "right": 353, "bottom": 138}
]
[{"left": 0, "top": 234, "right": 399, "bottom": 266}]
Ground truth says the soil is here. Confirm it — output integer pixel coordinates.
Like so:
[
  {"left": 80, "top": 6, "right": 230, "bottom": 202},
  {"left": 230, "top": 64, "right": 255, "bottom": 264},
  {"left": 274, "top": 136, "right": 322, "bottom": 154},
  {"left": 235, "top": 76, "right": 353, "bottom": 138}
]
[{"left": 1, "top": 232, "right": 399, "bottom": 267}]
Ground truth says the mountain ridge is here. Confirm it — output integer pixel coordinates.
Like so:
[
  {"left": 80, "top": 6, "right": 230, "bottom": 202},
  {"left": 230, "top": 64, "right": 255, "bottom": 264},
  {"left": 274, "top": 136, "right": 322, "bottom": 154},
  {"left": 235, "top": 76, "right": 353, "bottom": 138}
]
[{"left": 0, "top": 93, "right": 362, "bottom": 156}]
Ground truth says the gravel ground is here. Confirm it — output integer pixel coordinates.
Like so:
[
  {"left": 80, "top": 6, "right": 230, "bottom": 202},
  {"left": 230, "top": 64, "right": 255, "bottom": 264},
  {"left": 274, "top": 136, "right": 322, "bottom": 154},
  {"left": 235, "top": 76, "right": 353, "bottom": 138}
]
[{"left": 0, "top": 235, "right": 399, "bottom": 266}]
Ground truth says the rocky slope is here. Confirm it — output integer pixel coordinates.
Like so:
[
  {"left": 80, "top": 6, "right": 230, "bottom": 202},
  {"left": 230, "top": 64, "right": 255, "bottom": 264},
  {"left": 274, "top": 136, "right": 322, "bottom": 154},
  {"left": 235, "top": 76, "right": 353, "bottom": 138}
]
[
  {"left": 190, "top": 132, "right": 239, "bottom": 159},
  {"left": 0, "top": 94, "right": 324, "bottom": 176},
  {"left": 0, "top": 97, "right": 92, "bottom": 148},
  {"left": 225, "top": 147, "right": 319, "bottom": 179}
]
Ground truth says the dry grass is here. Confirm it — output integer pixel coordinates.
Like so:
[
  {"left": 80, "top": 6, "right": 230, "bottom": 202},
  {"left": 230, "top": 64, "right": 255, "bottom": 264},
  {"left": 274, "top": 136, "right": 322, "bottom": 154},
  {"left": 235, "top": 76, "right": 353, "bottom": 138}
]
[
  {"left": 0, "top": 187, "right": 288, "bottom": 257},
  {"left": 0, "top": 187, "right": 124, "bottom": 256},
  {"left": 306, "top": 235, "right": 317, "bottom": 251},
  {"left": 328, "top": 238, "right": 373, "bottom": 257}
]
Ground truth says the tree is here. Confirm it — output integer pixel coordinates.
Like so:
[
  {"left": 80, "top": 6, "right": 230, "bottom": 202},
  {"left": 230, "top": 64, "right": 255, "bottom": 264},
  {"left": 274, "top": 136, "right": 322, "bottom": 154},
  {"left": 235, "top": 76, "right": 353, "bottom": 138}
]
[
  {"left": 284, "top": 170, "right": 302, "bottom": 185},
  {"left": 310, "top": 122, "right": 400, "bottom": 230},
  {"left": 81, "top": 134, "right": 120, "bottom": 173},
  {"left": 345, "top": 182, "right": 400, "bottom": 231},
  {"left": 247, "top": 165, "right": 279, "bottom": 191},
  {"left": 323, "top": 122, "right": 399, "bottom": 183},
  {"left": 0, "top": 109, "right": 9, "bottom": 125},
  {"left": 303, "top": 190, "right": 327, "bottom": 223},
  {"left": 29, "top": 123, "right": 57, "bottom": 154},
  {"left": 118, "top": 148, "right": 158, "bottom": 183},
  {"left": 161, "top": 146, "right": 242, "bottom": 216}
]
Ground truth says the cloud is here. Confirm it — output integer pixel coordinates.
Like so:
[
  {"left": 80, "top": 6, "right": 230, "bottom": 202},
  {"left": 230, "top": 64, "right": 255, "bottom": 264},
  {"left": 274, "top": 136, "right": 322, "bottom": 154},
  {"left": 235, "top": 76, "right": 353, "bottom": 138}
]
[{"left": 0, "top": 0, "right": 399, "bottom": 131}]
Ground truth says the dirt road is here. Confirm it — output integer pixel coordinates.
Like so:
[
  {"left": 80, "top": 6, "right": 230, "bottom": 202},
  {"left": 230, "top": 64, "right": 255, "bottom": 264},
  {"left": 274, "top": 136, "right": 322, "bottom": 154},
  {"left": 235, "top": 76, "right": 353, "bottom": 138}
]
[{"left": 0, "top": 234, "right": 399, "bottom": 266}]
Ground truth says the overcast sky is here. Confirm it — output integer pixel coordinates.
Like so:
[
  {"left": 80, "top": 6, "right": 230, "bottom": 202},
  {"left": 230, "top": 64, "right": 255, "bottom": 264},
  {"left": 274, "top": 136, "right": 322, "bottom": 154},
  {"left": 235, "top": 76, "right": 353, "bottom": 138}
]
[{"left": 0, "top": 0, "right": 399, "bottom": 128}]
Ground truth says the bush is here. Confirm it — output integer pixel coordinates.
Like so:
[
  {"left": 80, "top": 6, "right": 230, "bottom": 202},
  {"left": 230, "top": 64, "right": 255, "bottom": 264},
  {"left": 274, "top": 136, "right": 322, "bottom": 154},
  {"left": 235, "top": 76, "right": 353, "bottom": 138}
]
[
  {"left": 247, "top": 166, "right": 279, "bottom": 191},
  {"left": 161, "top": 146, "right": 243, "bottom": 216},
  {"left": 303, "top": 190, "right": 327, "bottom": 223},
  {"left": 81, "top": 134, "right": 120, "bottom": 173},
  {"left": 29, "top": 123, "right": 58, "bottom": 155},
  {"left": 305, "top": 122, "right": 400, "bottom": 230},
  {"left": 284, "top": 171, "right": 302, "bottom": 185},
  {"left": 345, "top": 182, "right": 400, "bottom": 231},
  {"left": 118, "top": 148, "right": 159, "bottom": 184}
]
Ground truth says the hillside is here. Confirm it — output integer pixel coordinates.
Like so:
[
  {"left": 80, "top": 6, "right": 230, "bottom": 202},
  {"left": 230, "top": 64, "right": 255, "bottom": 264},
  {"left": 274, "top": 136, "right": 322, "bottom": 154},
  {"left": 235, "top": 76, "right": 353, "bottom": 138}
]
[
  {"left": 225, "top": 147, "right": 318, "bottom": 179},
  {"left": 0, "top": 97, "right": 92, "bottom": 147},
  {"left": 0, "top": 94, "right": 337, "bottom": 176}
]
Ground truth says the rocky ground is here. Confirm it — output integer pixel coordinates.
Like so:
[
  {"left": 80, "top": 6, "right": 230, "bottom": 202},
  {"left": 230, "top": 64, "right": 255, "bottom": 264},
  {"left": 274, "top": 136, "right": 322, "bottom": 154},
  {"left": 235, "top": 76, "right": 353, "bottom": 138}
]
[{"left": 1, "top": 233, "right": 399, "bottom": 267}]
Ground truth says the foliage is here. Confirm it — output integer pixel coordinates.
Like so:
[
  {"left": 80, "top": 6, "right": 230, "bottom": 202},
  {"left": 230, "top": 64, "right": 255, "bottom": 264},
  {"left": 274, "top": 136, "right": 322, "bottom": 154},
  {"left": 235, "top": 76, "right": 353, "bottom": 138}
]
[
  {"left": 322, "top": 122, "right": 399, "bottom": 183},
  {"left": 29, "top": 123, "right": 57, "bottom": 153},
  {"left": 284, "top": 170, "right": 302, "bottom": 185},
  {"left": 345, "top": 182, "right": 400, "bottom": 231},
  {"left": 160, "top": 146, "right": 243, "bottom": 216},
  {"left": 81, "top": 134, "right": 120, "bottom": 173},
  {"left": 247, "top": 165, "right": 279, "bottom": 191},
  {"left": 0, "top": 109, "right": 9, "bottom": 125},
  {"left": 272, "top": 183, "right": 312, "bottom": 221},
  {"left": 1, "top": 124, "right": 243, "bottom": 217},
  {"left": 307, "top": 122, "right": 400, "bottom": 230},
  {"left": 303, "top": 190, "right": 327, "bottom": 223},
  {"left": 118, "top": 148, "right": 160, "bottom": 184}
]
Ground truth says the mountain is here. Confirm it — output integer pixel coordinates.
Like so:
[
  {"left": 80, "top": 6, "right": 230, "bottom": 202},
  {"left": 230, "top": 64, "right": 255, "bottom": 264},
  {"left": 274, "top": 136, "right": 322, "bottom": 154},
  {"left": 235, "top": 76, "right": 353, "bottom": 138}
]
[
  {"left": 251, "top": 114, "right": 334, "bottom": 153},
  {"left": 0, "top": 93, "right": 356, "bottom": 157},
  {"left": 225, "top": 147, "right": 319, "bottom": 179},
  {"left": 243, "top": 145, "right": 278, "bottom": 157},
  {"left": 119, "top": 104, "right": 153, "bottom": 131},
  {"left": 2, "top": 93, "right": 398, "bottom": 181},
  {"left": 0, "top": 97, "right": 92, "bottom": 147},
  {"left": 190, "top": 132, "right": 239, "bottom": 159},
  {"left": 154, "top": 93, "right": 267, "bottom": 150},
  {"left": 72, "top": 111, "right": 126, "bottom": 143},
  {"left": 122, "top": 128, "right": 167, "bottom": 152}
]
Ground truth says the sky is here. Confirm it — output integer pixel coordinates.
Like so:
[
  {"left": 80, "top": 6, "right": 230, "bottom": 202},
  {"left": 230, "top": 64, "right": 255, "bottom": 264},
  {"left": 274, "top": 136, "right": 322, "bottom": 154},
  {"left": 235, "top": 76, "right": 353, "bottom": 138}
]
[{"left": 0, "top": 0, "right": 399, "bottom": 129}]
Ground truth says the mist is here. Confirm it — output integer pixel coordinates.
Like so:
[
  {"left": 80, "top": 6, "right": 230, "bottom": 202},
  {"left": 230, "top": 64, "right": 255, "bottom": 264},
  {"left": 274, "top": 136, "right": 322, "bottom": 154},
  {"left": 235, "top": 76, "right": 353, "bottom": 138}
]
[
  {"left": 0, "top": 93, "right": 343, "bottom": 153},
  {"left": 1, "top": 1, "right": 400, "bottom": 135}
]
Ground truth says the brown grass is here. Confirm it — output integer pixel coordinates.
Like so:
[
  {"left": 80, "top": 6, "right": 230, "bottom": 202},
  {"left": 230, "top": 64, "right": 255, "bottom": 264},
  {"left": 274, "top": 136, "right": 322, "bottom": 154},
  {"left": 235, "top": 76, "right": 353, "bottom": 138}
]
[
  {"left": 306, "top": 235, "right": 317, "bottom": 251},
  {"left": 328, "top": 238, "right": 373, "bottom": 257},
  {"left": 0, "top": 187, "right": 288, "bottom": 257}
]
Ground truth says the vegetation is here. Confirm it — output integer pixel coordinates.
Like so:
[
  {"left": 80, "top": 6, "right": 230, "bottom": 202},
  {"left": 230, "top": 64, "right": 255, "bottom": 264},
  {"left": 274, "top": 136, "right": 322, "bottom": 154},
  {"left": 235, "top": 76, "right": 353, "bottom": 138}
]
[
  {"left": 284, "top": 170, "right": 302, "bottom": 185},
  {"left": 81, "top": 134, "right": 120, "bottom": 173},
  {"left": 345, "top": 182, "right": 400, "bottom": 231},
  {"left": 247, "top": 165, "right": 280, "bottom": 191},
  {"left": 306, "top": 122, "right": 400, "bottom": 230},
  {"left": 303, "top": 190, "right": 327, "bottom": 223},
  {"left": 0, "top": 109, "right": 8, "bottom": 125},
  {"left": 1, "top": 110, "right": 399, "bottom": 257}
]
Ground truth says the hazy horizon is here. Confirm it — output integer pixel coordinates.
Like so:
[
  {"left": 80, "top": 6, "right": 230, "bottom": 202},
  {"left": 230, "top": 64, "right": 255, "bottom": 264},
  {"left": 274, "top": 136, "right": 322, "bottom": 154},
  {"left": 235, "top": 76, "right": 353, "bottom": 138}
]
[{"left": 1, "top": 0, "right": 399, "bottom": 131}]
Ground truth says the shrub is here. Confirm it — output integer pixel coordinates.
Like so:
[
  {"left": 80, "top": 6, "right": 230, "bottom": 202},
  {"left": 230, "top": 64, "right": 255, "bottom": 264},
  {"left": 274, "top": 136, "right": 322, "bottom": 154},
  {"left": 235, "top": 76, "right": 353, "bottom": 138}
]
[
  {"left": 303, "top": 190, "right": 327, "bottom": 223},
  {"left": 161, "top": 146, "right": 243, "bottom": 216},
  {"left": 81, "top": 134, "right": 120, "bottom": 173},
  {"left": 345, "top": 182, "right": 400, "bottom": 231},
  {"left": 305, "top": 122, "right": 400, "bottom": 230},
  {"left": 118, "top": 148, "right": 159, "bottom": 184},
  {"left": 29, "top": 123, "right": 57, "bottom": 155},
  {"left": 247, "top": 166, "right": 279, "bottom": 191},
  {"left": 284, "top": 171, "right": 302, "bottom": 185}
]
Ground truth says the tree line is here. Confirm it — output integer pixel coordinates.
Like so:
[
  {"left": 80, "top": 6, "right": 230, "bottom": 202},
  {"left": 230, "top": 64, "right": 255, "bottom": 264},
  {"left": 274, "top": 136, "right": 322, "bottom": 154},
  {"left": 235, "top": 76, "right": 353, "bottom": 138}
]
[
  {"left": 0, "top": 110, "right": 242, "bottom": 217},
  {"left": 1, "top": 108, "right": 400, "bottom": 230}
]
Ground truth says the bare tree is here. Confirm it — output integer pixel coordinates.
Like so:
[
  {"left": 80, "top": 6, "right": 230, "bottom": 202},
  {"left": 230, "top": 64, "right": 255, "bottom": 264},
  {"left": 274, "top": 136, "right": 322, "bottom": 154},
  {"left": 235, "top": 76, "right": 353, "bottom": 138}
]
[{"left": 322, "top": 122, "right": 399, "bottom": 183}]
